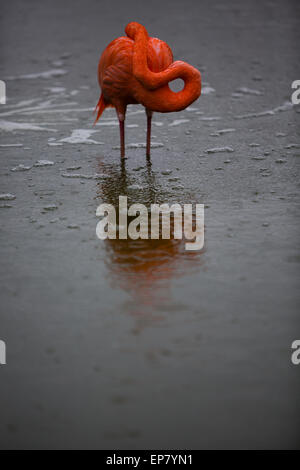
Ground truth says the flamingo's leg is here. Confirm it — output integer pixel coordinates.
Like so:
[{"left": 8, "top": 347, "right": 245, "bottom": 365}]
[
  {"left": 116, "top": 108, "right": 126, "bottom": 158},
  {"left": 119, "top": 119, "right": 125, "bottom": 158},
  {"left": 146, "top": 108, "right": 153, "bottom": 158}
]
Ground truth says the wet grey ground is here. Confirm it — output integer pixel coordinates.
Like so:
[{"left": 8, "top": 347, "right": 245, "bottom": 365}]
[{"left": 0, "top": 0, "right": 300, "bottom": 449}]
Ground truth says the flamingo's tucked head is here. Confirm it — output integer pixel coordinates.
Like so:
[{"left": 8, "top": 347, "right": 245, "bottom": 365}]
[
  {"left": 125, "top": 22, "right": 201, "bottom": 113},
  {"left": 125, "top": 22, "right": 146, "bottom": 41}
]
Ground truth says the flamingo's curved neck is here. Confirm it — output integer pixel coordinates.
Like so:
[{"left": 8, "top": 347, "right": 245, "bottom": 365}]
[{"left": 125, "top": 22, "right": 201, "bottom": 113}]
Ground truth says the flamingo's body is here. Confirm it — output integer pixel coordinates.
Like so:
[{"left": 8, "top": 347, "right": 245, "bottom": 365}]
[{"left": 95, "top": 22, "right": 201, "bottom": 158}]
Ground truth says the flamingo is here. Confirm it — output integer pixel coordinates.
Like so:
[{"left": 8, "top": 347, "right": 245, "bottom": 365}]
[{"left": 94, "top": 22, "right": 201, "bottom": 158}]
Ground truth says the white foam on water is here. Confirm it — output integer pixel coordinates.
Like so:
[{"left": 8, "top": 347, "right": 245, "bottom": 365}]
[
  {"left": 285, "top": 143, "right": 300, "bottom": 149},
  {"left": 236, "top": 87, "right": 263, "bottom": 96},
  {"left": 19, "top": 107, "right": 94, "bottom": 116},
  {"left": 6, "top": 69, "right": 68, "bottom": 80},
  {"left": 41, "top": 120, "right": 78, "bottom": 125},
  {"left": 65, "top": 166, "right": 82, "bottom": 171},
  {"left": 235, "top": 101, "right": 293, "bottom": 119},
  {"left": 198, "top": 116, "right": 221, "bottom": 121},
  {"left": 62, "top": 173, "right": 93, "bottom": 179},
  {"left": 206, "top": 147, "right": 234, "bottom": 154},
  {"left": 185, "top": 107, "right": 199, "bottom": 112},
  {"left": 153, "top": 122, "right": 164, "bottom": 126},
  {"left": 59, "top": 129, "right": 104, "bottom": 145},
  {"left": 46, "top": 87, "right": 66, "bottom": 93},
  {"left": 4, "top": 98, "right": 41, "bottom": 109},
  {"left": 96, "top": 120, "right": 119, "bottom": 126},
  {"left": 0, "top": 143, "right": 23, "bottom": 147},
  {"left": 11, "top": 164, "right": 32, "bottom": 172},
  {"left": 0, "top": 193, "right": 16, "bottom": 200},
  {"left": 51, "top": 60, "right": 64, "bottom": 67},
  {"left": 169, "top": 119, "right": 190, "bottom": 126},
  {"left": 276, "top": 132, "right": 287, "bottom": 137},
  {"left": 0, "top": 100, "right": 79, "bottom": 118},
  {"left": 236, "top": 110, "right": 274, "bottom": 119},
  {"left": 215, "top": 128, "right": 236, "bottom": 134},
  {"left": 274, "top": 102, "right": 294, "bottom": 112},
  {"left": 43, "top": 205, "right": 58, "bottom": 211},
  {"left": 211, "top": 129, "right": 236, "bottom": 136},
  {"left": 126, "top": 124, "right": 139, "bottom": 128},
  {"left": 202, "top": 86, "right": 216, "bottom": 95},
  {"left": 0, "top": 120, "right": 57, "bottom": 132},
  {"left": 34, "top": 160, "right": 54, "bottom": 167},
  {"left": 48, "top": 142, "right": 63, "bottom": 146}
]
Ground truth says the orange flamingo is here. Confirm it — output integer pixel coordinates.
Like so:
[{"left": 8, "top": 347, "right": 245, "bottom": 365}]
[{"left": 94, "top": 22, "right": 201, "bottom": 158}]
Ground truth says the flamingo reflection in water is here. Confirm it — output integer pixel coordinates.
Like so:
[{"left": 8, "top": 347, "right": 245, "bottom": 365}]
[{"left": 95, "top": 157, "right": 204, "bottom": 330}]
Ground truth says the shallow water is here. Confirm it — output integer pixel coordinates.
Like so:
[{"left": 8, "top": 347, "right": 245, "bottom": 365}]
[{"left": 0, "top": 0, "right": 299, "bottom": 450}]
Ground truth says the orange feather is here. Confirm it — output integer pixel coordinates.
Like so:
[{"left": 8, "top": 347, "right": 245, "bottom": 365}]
[{"left": 95, "top": 22, "right": 201, "bottom": 157}]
